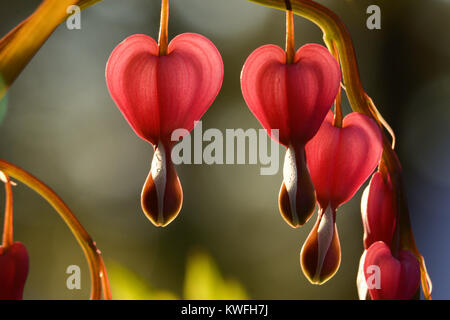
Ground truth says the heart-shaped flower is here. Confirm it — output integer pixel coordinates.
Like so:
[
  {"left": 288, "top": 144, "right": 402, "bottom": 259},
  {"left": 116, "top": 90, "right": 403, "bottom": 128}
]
[
  {"left": 361, "top": 171, "right": 396, "bottom": 249},
  {"left": 106, "top": 33, "right": 223, "bottom": 226},
  {"left": 241, "top": 43, "right": 340, "bottom": 227},
  {"left": 364, "top": 241, "right": 420, "bottom": 300},
  {"left": 0, "top": 242, "right": 29, "bottom": 300},
  {"left": 301, "top": 110, "right": 382, "bottom": 284}
]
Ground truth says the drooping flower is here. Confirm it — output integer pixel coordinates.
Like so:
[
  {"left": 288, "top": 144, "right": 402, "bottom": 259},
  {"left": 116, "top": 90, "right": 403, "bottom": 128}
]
[
  {"left": 363, "top": 241, "right": 420, "bottom": 300},
  {"left": 241, "top": 43, "right": 341, "bottom": 227},
  {"left": 361, "top": 171, "right": 396, "bottom": 249},
  {"left": 301, "top": 110, "right": 383, "bottom": 284},
  {"left": 106, "top": 1, "right": 224, "bottom": 226}
]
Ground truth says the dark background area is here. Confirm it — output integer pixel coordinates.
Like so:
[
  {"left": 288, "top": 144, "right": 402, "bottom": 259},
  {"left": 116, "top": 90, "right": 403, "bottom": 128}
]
[{"left": 0, "top": 0, "right": 449, "bottom": 299}]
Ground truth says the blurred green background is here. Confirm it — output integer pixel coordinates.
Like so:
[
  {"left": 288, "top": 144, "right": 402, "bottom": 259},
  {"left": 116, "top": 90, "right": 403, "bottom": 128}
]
[{"left": 0, "top": 0, "right": 449, "bottom": 299}]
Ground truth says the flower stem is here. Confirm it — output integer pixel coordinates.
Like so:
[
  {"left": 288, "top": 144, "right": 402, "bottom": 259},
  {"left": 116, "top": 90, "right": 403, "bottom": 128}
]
[
  {"left": 285, "top": 7, "right": 295, "bottom": 64},
  {"left": 248, "top": 0, "right": 431, "bottom": 299},
  {"left": 0, "top": 159, "right": 111, "bottom": 300},
  {"left": 0, "top": 171, "right": 14, "bottom": 248},
  {"left": 329, "top": 41, "right": 343, "bottom": 128},
  {"left": 158, "top": 0, "right": 169, "bottom": 56}
]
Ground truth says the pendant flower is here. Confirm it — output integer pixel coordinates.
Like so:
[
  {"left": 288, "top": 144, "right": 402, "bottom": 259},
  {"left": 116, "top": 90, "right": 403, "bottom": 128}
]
[{"left": 0, "top": 242, "right": 29, "bottom": 300}]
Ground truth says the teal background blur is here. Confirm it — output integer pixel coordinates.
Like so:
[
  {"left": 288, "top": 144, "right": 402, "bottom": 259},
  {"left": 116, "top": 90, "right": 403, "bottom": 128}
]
[{"left": 0, "top": 0, "right": 449, "bottom": 299}]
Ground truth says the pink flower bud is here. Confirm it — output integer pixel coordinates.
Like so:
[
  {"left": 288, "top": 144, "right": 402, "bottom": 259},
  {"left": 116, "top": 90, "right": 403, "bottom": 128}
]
[
  {"left": 241, "top": 44, "right": 340, "bottom": 226},
  {"left": 300, "top": 206, "right": 341, "bottom": 284}
]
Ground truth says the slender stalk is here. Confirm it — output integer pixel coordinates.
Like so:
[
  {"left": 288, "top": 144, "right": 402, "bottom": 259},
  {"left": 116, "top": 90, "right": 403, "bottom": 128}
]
[
  {"left": 249, "top": 0, "right": 431, "bottom": 299},
  {"left": 158, "top": 0, "right": 169, "bottom": 56},
  {"left": 1, "top": 172, "right": 14, "bottom": 248},
  {"left": 285, "top": 9, "right": 295, "bottom": 64},
  {"left": 100, "top": 258, "right": 111, "bottom": 300},
  {"left": 329, "top": 41, "right": 342, "bottom": 128},
  {"left": 0, "top": 159, "right": 111, "bottom": 300}
]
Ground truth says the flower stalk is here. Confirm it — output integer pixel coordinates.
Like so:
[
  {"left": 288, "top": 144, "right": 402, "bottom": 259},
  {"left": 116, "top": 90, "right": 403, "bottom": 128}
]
[{"left": 0, "top": 159, "right": 111, "bottom": 300}]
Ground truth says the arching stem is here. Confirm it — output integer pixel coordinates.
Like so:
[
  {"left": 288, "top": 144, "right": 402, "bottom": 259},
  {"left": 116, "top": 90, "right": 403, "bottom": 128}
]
[
  {"left": 0, "top": 171, "right": 14, "bottom": 248},
  {"left": 158, "top": 0, "right": 169, "bottom": 56},
  {"left": 0, "top": 159, "right": 111, "bottom": 300},
  {"left": 249, "top": 0, "right": 431, "bottom": 300}
]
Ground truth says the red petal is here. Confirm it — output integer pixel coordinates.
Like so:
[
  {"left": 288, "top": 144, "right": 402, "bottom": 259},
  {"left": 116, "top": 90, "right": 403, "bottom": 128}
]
[
  {"left": 106, "top": 33, "right": 223, "bottom": 145},
  {"left": 241, "top": 44, "right": 340, "bottom": 146},
  {"left": 306, "top": 111, "right": 383, "bottom": 209},
  {"left": 364, "top": 241, "right": 420, "bottom": 300},
  {"left": 361, "top": 172, "right": 396, "bottom": 249},
  {"left": 0, "top": 242, "right": 29, "bottom": 300}
]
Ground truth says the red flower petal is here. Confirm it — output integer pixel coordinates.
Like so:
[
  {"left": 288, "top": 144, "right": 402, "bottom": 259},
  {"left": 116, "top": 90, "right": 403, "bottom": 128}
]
[
  {"left": 364, "top": 241, "right": 420, "bottom": 300},
  {"left": 0, "top": 242, "right": 29, "bottom": 300},
  {"left": 106, "top": 33, "right": 224, "bottom": 145},
  {"left": 361, "top": 172, "right": 396, "bottom": 249},
  {"left": 241, "top": 43, "right": 340, "bottom": 146},
  {"left": 306, "top": 111, "right": 383, "bottom": 209}
]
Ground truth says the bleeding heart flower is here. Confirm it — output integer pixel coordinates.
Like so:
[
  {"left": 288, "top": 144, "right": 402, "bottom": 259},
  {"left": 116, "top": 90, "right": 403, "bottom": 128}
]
[
  {"left": 0, "top": 242, "right": 29, "bottom": 300},
  {"left": 305, "top": 110, "right": 383, "bottom": 210},
  {"left": 241, "top": 43, "right": 341, "bottom": 227},
  {"left": 364, "top": 241, "right": 420, "bottom": 300},
  {"left": 106, "top": 33, "right": 223, "bottom": 226},
  {"left": 361, "top": 171, "right": 396, "bottom": 249},
  {"left": 300, "top": 110, "right": 383, "bottom": 284}
]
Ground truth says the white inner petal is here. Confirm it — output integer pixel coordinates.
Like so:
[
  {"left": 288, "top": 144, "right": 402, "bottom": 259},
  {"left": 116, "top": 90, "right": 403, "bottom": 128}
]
[
  {"left": 315, "top": 205, "right": 334, "bottom": 280},
  {"left": 283, "top": 145, "right": 299, "bottom": 226},
  {"left": 151, "top": 142, "right": 167, "bottom": 225}
]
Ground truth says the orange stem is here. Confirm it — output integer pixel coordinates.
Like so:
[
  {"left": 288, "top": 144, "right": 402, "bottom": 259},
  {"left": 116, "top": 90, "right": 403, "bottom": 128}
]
[
  {"left": 158, "top": 0, "right": 169, "bottom": 56},
  {"left": 1, "top": 172, "right": 14, "bottom": 248}
]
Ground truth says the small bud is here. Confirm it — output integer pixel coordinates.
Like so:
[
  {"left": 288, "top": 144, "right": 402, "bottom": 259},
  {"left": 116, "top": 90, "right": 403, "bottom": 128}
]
[
  {"left": 0, "top": 242, "right": 29, "bottom": 300},
  {"left": 300, "top": 206, "right": 341, "bottom": 284},
  {"left": 361, "top": 172, "right": 396, "bottom": 249}
]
